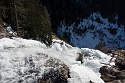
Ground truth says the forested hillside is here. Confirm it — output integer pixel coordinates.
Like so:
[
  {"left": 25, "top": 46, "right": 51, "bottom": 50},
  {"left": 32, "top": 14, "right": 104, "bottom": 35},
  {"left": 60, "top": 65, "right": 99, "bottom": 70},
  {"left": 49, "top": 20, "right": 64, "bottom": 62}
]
[
  {"left": 0, "top": 0, "right": 52, "bottom": 46},
  {"left": 40, "top": 0, "right": 125, "bottom": 33}
]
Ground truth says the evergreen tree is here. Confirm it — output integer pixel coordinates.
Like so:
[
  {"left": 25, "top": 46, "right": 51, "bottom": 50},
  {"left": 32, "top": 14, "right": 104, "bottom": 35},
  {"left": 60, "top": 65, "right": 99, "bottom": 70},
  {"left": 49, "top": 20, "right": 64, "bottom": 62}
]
[
  {"left": 0, "top": 0, "right": 8, "bottom": 23},
  {"left": 0, "top": 0, "right": 52, "bottom": 46},
  {"left": 23, "top": 0, "right": 52, "bottom": 46}
]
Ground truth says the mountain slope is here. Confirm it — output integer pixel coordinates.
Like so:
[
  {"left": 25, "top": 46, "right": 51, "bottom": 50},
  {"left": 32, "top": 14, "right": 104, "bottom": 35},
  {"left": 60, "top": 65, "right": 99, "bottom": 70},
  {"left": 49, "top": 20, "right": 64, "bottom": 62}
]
[{"left": 57, "top": 13, "right": 125, "bottom": 49}]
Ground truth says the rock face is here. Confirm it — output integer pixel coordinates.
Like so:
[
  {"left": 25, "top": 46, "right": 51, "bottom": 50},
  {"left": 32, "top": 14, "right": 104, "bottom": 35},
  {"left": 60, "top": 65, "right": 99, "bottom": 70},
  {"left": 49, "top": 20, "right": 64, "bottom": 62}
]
[
  {"left": 0, "top": 22, "right": 17, "bottom": 38},
  {"left": 106, "top": 80, "right": 122, "bottom": 83},
  {"left": 0, "top": 22, "right": 8, "bottom": 38},
  {"left": 39, "top": 58, "right": 70, "bottom": 83},
  {"left": 99, "top": 50, "right": 125, "bottom": 83},
  {"left": 115, "top": 50, "right": 125, "bottom": 70},
  {"left": 99, "top": 66, "right": 125, "bottom": 83}
]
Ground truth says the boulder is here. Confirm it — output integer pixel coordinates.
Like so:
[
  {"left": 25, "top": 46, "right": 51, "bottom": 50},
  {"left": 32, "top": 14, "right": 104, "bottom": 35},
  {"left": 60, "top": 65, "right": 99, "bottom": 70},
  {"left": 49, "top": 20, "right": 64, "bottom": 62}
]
[
  {"left": 106, "top": 80, "right": 122, "bottom": 83},
  {"left": 39, "top": 58, "right": 70, "bottom": 83},
  {"left": 99, "top": 66, "right": 110, "bottom": 75},
  {"left": 100, "top": 74, "right": 116, "bottom": 82}
]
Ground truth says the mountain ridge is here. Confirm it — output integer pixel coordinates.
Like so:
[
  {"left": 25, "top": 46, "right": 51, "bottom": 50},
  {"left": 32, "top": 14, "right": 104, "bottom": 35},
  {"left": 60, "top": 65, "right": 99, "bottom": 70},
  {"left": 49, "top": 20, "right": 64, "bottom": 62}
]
[{"left": 57, "top": 13, "right": 125, "bottom": 50}]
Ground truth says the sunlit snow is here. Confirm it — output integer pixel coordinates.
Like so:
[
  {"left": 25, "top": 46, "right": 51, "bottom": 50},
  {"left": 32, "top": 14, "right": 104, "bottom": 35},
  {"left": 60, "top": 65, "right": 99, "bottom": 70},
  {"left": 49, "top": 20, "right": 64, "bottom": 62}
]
[{"left": 0, "top": 38, "right": 113, "bottom": 83}]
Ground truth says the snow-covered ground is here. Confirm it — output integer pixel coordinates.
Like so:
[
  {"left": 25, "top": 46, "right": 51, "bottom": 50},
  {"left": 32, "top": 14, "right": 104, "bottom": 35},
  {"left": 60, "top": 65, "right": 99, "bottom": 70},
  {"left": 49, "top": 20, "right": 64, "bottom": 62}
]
[
  {"left": 57, "top": 12, "right": 125, "bottom": 49},
  {"left": 0, "top": 38, "right": 114, "bottom": 83}
]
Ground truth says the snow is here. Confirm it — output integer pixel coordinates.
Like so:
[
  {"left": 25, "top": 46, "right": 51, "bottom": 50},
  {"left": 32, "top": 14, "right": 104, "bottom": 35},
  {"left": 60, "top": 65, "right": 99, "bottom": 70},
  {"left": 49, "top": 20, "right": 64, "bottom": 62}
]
[
  {"left": 68, "top": 64, "right": 104, "bottom": 83},
  {"left": 57, "top": 12, "right": 125, "bottom": 49},
  {"left": 0, "top": 38, "right": 47, "bottom": 49},
  {"left": 51, "top": 39, "right": 72, "bottom": 51},
  {"left": 7, "top": 25, "right": 13, "bottom": 33},
  {"left": 0, "top": 38, "right": 114, "bottom": 83}
]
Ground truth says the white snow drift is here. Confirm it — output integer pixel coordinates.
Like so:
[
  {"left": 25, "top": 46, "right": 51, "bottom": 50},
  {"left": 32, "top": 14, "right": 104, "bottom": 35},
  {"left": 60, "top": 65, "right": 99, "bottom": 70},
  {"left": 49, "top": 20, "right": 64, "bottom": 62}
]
[{"left": 0, "top": 38, "right": 113, "bottom": 83}]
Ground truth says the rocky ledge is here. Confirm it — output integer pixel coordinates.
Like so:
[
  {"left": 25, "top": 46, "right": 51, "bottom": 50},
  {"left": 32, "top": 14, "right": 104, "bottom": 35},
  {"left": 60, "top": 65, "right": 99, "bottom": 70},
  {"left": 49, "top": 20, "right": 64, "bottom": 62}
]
[{"left": 99, "top": 50, "right": 125, "bottom": 83}]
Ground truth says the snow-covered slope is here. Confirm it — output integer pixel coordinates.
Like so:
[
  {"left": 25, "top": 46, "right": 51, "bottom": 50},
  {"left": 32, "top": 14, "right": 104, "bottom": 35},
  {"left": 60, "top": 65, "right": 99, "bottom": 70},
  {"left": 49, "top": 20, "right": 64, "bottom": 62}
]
[
  {"left": 0, "top": 38, "right": 113, "bottom": 83},
  {"left": 57, "top": 12, "right": 125, "bottom": 49}
]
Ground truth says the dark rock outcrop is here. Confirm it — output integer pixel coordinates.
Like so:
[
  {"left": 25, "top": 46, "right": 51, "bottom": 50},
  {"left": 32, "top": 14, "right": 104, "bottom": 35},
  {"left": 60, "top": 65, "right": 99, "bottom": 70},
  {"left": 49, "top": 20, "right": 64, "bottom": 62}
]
[
  {"left": 100, "top": 50, "right": 125, "bottom": 83},
  {"left": 38, "top": 58, "right": 70, "bottom": 83},
  {"left": 99, "top": 66, "right": 125, "bottom": 83}
]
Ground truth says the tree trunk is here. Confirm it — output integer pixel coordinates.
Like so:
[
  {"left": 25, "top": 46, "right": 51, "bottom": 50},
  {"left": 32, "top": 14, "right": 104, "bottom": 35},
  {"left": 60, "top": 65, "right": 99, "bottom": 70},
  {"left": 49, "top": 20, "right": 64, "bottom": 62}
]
[{"left": 13, "top": 0, "right": 19, "bottom": 36}]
